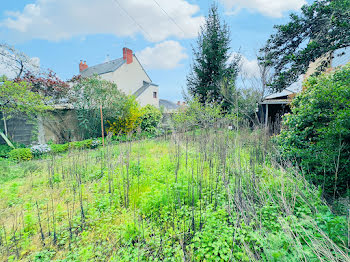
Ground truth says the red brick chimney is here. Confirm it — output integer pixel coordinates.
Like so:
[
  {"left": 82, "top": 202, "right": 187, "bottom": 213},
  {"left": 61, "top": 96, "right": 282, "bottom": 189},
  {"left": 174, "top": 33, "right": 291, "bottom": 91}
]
[
  {"left": 79, "top": 60, "right": 88, "bottom": 72},
  {"left": 123, "top": 48, "right": 133, "bottom": 64}
]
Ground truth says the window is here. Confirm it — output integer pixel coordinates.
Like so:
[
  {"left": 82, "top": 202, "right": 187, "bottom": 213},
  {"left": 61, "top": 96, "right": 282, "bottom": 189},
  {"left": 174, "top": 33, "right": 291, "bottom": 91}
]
[{"left": 153, "top": 92, "right": 157, "bottom": 98}]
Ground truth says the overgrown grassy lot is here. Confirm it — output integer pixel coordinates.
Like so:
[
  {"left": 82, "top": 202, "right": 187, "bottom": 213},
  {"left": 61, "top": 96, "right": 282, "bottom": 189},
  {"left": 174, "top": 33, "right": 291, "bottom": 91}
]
[{"left": 0, "top": 129, "right": 349, "bottom": 261}]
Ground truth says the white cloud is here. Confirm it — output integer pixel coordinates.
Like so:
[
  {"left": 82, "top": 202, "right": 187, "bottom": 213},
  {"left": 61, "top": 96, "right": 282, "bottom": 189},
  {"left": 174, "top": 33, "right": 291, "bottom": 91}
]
[
  {"left": 240, "top": 56, "right": 260, "bottom": 78},
  {"left": 0, "top": 0, "right": 204, "bottom": 42},
  {"left": 220, "top": 0, "right": 306, "bottom": 18},
  {"left": 136, "top": 40, "right": 188, "bottom": 70},
  {"left": 229, "top": 53, "right": 260, "bottom": 78}
]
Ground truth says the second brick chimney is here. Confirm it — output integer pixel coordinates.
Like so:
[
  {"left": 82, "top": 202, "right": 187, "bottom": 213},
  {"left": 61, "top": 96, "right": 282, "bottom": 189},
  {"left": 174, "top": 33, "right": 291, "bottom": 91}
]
[
  {"left": 123, "top": 48, "right": 133, "bottom": 64},
  {"left": 79, "top": 60, "right": 88, "bottom": 72}
]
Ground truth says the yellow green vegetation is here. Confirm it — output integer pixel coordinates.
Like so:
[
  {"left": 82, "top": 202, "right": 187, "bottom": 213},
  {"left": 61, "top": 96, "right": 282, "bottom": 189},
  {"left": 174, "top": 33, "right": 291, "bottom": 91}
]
[{"left": 0, "top": 129, "right": 349, "bottom": 261}]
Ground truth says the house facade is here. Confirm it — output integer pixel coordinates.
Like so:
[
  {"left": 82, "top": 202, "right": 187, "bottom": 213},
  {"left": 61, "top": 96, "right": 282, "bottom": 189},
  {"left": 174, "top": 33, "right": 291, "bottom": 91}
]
[{"left": 79, "top": 48, "right": 159, "bottom": 107}]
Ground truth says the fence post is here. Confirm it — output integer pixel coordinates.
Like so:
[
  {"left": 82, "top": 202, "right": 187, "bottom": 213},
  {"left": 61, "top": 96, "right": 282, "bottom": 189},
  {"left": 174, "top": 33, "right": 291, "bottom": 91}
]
[{"left": 100, "top": 105, "right": 105, "bottom": 147}]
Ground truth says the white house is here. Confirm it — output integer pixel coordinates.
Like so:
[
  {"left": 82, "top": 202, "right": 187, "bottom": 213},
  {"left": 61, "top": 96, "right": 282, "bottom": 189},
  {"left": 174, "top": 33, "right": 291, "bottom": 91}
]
[{"left": 79, "top": 48, "right": 159, "bottom": 107}]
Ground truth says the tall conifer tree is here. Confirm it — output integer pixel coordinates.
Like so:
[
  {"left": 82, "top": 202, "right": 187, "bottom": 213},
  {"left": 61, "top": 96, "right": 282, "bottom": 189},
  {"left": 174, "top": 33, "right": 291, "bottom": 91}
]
[{"left": 187, "top": 3, "right": 239, "bottom": 109}]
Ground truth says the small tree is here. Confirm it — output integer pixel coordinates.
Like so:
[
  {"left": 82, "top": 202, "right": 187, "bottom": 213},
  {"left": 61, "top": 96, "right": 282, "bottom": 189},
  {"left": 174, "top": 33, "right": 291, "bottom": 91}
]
[
  {"left": 172, "top": 99, "right": 223, "bottom": 132},
  {"left": 70, "top": 75, "right": 127, "bottom": 139},
  {"left": 187, "top": 3, "right": 240, "bottom": 109},
  {"left": 276, "top": 63, "right": 350, "bottom": 198}
]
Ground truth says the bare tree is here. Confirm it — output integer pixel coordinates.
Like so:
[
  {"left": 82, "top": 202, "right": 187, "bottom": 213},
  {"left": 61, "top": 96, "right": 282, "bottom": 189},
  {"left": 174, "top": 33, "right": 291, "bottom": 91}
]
[
  {"left": 240, "top": 51, "right": 272, "bottom": 101},
  {"left": 0, "top": 43, "right": 39, "bottom": 79},
  {"left": 257, "top": 51, "right": 273, "bottom": 100}
]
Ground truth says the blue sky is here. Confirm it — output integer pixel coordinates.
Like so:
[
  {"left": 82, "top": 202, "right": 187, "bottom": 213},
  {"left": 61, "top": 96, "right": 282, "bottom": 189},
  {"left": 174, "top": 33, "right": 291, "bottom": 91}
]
[{"left": 0, "top": 0, "right": 309, "bottom": 101}]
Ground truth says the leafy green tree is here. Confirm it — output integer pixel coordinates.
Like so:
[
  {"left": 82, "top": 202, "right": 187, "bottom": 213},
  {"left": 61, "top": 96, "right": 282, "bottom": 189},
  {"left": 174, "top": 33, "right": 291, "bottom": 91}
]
[
  {"left": 276, "top": 63, "right": 350, "bottom": 198},
  {"left": 187, "top": 3, "right": 240, "bottom": 109},
  {"left": 260, "top": 0, "right": 350, "bottom": 91},
  {"left": 70, "top": 75, "right": 127, "bottom": 139}
]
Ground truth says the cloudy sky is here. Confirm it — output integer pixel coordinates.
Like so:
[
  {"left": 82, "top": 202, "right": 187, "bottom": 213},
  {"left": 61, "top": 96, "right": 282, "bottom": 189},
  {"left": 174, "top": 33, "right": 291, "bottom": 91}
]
[{"left": 0, "top": 0, "right": 308, "bottom": 101}]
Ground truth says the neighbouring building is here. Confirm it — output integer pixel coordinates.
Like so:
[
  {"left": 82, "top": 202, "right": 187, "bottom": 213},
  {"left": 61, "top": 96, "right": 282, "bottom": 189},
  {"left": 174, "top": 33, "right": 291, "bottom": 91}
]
[
  {"left": 159, "top": 99, "right": 180, "bottom": 113},
  {"left": 79, "top": 47, "right": 159, "bottom": 108}
]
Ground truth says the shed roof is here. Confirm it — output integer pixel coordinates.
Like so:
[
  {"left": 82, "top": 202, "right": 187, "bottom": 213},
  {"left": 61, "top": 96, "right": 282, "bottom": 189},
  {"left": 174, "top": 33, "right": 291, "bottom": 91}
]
[{"left": 263, "top": 75, "right": 303, "bottom": 100}]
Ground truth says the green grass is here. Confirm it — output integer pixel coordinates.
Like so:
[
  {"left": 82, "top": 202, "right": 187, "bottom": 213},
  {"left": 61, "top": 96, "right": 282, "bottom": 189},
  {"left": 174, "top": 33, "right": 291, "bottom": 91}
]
[{"left": 0, "top": 130, "right": 349, "bottom": 261}]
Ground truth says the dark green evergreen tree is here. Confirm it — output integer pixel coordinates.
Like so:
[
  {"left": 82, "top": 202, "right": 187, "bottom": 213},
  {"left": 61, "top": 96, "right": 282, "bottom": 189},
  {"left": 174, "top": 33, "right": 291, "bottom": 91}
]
[
  {"left": 260, "top": 0, "right": 350, "bottom": 91},
  {"left": 187, "top": 3, "right": 239, "bottom": 110}
]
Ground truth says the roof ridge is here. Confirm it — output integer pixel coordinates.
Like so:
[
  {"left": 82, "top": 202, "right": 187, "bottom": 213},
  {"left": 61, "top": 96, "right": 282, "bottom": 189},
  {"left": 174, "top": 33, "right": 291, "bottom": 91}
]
[
  {"left": 83, "top": 57, "right": 123, "bottom": 70},
  {"left": 80, "top": 57, "right": 125, "bottom": 77}
]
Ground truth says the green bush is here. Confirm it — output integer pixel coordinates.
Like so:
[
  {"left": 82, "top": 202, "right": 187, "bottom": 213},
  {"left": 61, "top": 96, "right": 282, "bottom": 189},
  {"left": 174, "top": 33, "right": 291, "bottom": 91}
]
[
  {"left": 277, "top": 63, "right": 350, "bottom": 198},
  {"left": 69, "top": 139, "right": 92, "bottom": 150},
  {"left": 50, "top": 143, "right": 69, "bottom": 154},
  {"left": 107, "top": 96, "right": 143, "bottom": 135},
  {"left": 0, "top": 145, "right": 12, "bottom": 158},
  {"left": 140, "top": 105, "right": 162, "bottom": 133},
  {"left": 9, "top": 148, "right": 33, "bottom": 161}
]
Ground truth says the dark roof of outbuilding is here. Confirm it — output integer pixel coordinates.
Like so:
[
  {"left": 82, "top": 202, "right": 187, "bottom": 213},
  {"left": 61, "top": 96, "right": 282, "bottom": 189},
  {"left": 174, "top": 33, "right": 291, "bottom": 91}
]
[{"left": 80, "top": 58, "right": 125, "bottom": 77}]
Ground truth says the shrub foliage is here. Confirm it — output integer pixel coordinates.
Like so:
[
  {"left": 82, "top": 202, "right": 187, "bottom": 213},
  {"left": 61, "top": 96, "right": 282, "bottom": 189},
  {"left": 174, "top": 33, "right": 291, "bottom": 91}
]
[
  {"left": 140, "top": 105, "right": 162, "bottom": 133},
  {"left": 107, "top": 96, "right": 143, "bottom": 135},
  {"left": 277, "top": 63, "right": 350, "bottom": 198},
  {"left": 9, "top": 148, "right": 33, "bottom": 161}
]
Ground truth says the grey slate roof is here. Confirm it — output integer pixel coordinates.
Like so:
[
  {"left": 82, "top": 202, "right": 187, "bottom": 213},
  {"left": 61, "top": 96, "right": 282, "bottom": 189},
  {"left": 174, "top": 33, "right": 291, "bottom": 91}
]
[
  {"left": 80, "top": 58, "right": 125, "bottom": 77},
  {"left": 133, "top": 81, "right": 158, "bottom": 98},
  {"left": 159, "top": 99, "right": 179, "bottom": 110}
]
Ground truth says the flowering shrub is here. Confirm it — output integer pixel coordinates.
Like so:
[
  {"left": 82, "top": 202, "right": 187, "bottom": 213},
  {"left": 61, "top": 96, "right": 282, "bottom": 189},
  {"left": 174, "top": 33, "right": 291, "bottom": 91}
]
[
  {"left": 31, "top": 144, "right": 51, "bottom": 157},
  {"left": 91, "top": 139, "right": 101, "bottom": 149},
  {"left": 107, "top": 96, "right": 143, "bottom": 135}
]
